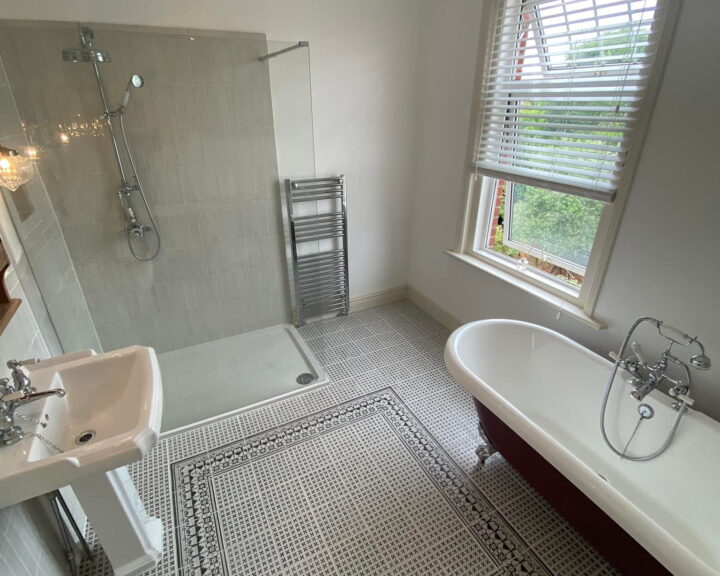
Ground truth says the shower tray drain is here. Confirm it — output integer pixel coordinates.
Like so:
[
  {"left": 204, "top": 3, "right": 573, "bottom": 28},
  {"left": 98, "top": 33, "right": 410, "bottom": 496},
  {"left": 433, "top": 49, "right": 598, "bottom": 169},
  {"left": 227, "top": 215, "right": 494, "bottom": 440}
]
[
  {"left": 75, "top": 431, "right": 96, "bottom": 445},
  {"left": 296, "top": 373, "right": 316, "bottom": 385}
]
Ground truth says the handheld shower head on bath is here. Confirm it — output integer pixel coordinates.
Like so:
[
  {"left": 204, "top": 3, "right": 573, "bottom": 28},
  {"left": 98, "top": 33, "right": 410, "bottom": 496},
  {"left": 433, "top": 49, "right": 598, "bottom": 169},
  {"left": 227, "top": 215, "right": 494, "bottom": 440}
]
[{"left": 689, "top": 343, "right": 712, "bottom": 370}]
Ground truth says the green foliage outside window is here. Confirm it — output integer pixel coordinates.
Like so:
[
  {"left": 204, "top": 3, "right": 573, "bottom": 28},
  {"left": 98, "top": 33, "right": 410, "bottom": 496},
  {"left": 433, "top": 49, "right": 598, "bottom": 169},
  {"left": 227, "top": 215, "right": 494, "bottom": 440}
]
[{"left": 508, "top": 184, "right": 603, "bottom": 268}]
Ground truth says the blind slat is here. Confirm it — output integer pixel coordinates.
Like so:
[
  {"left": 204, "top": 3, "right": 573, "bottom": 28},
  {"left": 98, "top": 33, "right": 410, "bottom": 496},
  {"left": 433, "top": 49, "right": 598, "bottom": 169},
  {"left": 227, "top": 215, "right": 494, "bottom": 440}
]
[
  {"left": 475, "top": 163, "right": 617, "bottom": 202},
  {"left": 476, "top": 149, "right": 622, "bottom": 174},
  {"left": 482, "top": 155, "right": 621, "bottom": 174},
  {"left": 480, "top": 156, "right": 618, "bottom": 180},
  {"left": 485, "top": 77, "right": 652, "bottom": 91},
  {"left": 474, "top": 0, "right": 668, "bottom": 201},
  {"left": 482, "top": 119, "right": 633, "bottom": 133},
  {"left": 483, "top": 111, "right": 636, "bottom": 124},
  {"left": 493, "top": 7, "right": 667, "bottom": 42},
  {"left": 482, "top": 103, "right": 640, "bottom": 113},
  {"left": 478, "top": 141, "right": 623, "bottom": 162},
  {"left": 486, "top": 54, "right": 658, "bottom": 73},
  {"left": 491, "top": 0, "right": 665, "bottom": 31},
  {"left": 479, "top": 136, "right": 624, "bottom": 153}
]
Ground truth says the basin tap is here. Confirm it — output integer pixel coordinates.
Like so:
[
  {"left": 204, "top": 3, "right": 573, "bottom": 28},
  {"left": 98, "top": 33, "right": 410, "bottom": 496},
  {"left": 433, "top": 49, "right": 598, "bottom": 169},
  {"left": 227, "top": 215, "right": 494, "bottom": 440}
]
[
  {"left": 2, "top": 388, "right": 66, "bottom": 406},
  {"left": 7, "top": 358, "right": 40, "bottom": 395},
  {"left": 0, "top": 377, "right": 65, "bottom": 446}
]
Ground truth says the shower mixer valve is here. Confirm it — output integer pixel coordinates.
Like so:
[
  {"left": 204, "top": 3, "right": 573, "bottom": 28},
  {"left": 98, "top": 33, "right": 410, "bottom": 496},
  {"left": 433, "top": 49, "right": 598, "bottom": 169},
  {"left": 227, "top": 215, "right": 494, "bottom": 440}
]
[
  {"left": 129, "top": 224, "right": 153, "bottom": 239},
  {"left": 120, "top": 183, "right": 139, "bottom": 196},
  {"left": 122, "top": 206, "right": 153, "bottom": 238}
]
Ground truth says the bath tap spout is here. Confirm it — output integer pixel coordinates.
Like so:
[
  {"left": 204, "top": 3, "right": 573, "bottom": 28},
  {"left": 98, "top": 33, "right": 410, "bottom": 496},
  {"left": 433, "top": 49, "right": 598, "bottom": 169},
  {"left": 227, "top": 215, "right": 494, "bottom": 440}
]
[{"left": 629, "top": 382, "right": 654, "bottom": 402}]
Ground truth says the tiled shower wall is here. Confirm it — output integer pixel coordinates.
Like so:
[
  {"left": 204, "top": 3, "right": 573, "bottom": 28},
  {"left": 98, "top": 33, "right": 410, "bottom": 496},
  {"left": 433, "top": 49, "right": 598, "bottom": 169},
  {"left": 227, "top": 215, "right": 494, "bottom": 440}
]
[
  {"left": 0, "top": 51, "right": 99, "bottom": 354},
  {"left": 0, "top": 21, "right": 289, "bottom": 354}
]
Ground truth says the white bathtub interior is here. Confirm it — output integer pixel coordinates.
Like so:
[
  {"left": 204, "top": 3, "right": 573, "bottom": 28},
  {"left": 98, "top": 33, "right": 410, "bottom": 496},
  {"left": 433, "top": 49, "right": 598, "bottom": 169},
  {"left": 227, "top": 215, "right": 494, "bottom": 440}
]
[
  {"left": 449, "top": 320, "right": 720, "bottom": 576},
  {"left": 158, "top": 324, "right": 327, "bottom": 432}
]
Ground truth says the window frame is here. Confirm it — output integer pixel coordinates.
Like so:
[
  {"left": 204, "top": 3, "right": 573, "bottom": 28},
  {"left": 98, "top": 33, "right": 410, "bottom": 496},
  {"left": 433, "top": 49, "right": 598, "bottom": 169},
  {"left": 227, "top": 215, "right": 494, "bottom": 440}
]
[{"left": 452, "top": 0, "right": 681, "bottom": 327}]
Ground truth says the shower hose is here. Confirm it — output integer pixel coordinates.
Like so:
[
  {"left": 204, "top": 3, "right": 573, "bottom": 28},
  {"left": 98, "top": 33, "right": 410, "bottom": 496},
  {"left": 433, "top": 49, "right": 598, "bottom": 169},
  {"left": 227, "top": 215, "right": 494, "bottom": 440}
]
[{"left": 600, "top": 317, "right": 687, "bottom": 461}]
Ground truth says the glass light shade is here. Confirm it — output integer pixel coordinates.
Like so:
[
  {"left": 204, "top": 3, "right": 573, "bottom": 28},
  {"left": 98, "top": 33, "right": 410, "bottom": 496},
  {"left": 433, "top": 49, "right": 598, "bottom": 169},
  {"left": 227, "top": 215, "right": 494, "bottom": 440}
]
[{"left": 0, "top": 154, "right": 37, "bottom": 192}]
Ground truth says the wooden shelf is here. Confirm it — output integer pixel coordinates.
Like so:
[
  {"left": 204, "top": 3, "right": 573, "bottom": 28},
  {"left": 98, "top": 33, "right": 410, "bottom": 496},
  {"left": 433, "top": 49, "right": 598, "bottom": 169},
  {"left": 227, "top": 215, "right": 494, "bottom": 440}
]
[{"left": 0, "top": 298, "right": 20, "bottom": 334}]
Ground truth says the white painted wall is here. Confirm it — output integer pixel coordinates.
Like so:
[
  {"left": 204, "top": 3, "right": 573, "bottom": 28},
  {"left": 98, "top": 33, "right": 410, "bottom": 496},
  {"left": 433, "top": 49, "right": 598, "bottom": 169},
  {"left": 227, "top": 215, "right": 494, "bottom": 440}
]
[
  {"left": 1, "top": 0, "right": 420, "bottom": 299},
  {"left": 409, "top": 0, "right": 720, "bottom": 419}
]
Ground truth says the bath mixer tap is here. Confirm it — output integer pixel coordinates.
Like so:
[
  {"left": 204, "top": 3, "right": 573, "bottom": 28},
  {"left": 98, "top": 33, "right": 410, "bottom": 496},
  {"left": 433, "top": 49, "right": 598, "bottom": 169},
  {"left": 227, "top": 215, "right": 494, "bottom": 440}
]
[
  {"left": 613, "top": 319, "right": 709, "bottom": 408},
  {"left": 601, "top": 317, "right": 712, "bottom": 461},
  {"left": 0, "top": 371, "right": 65, "bottom": 446},
  {"left": 625, "top": 345, "right": 692, "bottom": 403}
]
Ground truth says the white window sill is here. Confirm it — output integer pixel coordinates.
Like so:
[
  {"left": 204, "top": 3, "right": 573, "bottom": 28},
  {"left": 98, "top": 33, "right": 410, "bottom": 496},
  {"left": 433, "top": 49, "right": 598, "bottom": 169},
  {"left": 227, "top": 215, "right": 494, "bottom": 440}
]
[{"left": 445, "top": 250, "right": 606, "bottom": 330}]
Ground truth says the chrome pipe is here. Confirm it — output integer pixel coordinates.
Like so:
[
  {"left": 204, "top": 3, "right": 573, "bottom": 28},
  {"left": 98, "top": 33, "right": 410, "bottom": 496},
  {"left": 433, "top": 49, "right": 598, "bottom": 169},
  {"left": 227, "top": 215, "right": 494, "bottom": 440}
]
[
  {"left": 89, "top": 58, "right": 128, "bottom": 182},
  {"left": 259, "top": 41, "right": 309, "bottom": 62}
]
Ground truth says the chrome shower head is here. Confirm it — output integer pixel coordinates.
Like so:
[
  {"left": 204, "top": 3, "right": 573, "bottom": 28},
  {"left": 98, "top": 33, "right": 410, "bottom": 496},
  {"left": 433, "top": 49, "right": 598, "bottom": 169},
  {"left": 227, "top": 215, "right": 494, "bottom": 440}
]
[
  {"left": 689, "top": 354, "right": 712, "bottom": 370},
  {"left": 62, "top": 47, "right": 111, "bottom": 63},
  {"left": 62, "top": 26, "right": 111, "bottom": 63}
]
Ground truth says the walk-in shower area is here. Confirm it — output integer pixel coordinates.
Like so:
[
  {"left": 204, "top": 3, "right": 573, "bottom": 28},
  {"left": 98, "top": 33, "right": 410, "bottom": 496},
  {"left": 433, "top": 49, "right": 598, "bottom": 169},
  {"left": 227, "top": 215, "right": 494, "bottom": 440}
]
[{"left": 0, "top": 21, "right": 328, "bottom": 431}]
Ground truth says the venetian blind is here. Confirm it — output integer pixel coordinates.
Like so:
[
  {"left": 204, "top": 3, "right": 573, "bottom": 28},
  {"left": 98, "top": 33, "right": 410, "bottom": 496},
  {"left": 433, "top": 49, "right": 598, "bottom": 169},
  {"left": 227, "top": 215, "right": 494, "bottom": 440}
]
[{"left": 474, "top": 0, "right": 670, "bottom": 202}]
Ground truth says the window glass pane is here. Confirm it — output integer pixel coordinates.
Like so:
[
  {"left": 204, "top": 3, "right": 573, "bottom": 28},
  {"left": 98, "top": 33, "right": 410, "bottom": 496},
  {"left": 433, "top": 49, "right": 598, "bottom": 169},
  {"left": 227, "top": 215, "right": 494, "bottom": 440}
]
[
  {"left": 534, "top": 0, "right": 660, "bottom": 70},
  {"left": 484, "top": 179, "right": 603, "bottom": 287}
]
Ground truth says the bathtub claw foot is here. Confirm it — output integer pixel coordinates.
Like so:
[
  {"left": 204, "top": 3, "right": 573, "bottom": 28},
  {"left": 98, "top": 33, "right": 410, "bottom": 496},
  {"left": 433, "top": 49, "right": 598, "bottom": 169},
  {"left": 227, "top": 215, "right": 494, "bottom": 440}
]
[
  {"left": 476, "top": 422, "right": 497, "bottom": 464},
  {"left": 475, "top": 444, "right": 496, "bottom": 464}
]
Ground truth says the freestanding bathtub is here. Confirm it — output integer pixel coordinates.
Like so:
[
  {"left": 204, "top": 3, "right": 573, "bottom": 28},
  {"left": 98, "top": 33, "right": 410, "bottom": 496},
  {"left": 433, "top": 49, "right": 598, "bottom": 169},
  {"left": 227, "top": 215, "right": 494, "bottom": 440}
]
[{"left": 445, "top": 319, "right": 720, "bottom": 576}]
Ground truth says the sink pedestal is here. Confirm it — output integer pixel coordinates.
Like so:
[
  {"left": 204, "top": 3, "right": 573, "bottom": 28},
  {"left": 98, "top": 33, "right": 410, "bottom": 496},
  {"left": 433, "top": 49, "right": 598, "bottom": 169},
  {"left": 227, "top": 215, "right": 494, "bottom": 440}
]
[{"left": 72, "top": 466, "right": 163, "bottom": 576}]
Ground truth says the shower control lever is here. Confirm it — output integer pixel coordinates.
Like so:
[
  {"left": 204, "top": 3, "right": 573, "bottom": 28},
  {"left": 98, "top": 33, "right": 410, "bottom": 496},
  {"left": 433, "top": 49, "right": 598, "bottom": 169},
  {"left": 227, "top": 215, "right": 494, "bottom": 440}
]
[
  {"left": 120, "top": 184, "right": 139, "bottom": 196},
  {"left": 630, "top": 342, "right": 646, "bottom": 364}
]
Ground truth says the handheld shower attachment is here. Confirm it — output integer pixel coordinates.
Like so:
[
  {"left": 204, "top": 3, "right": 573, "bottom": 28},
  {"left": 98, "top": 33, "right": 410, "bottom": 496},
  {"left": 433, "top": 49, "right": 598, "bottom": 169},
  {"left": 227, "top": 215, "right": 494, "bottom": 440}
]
[
  {"left": 689, "top": 343, "right": 712, "bottom": 370},
  {"left": 121, "top": 74, "right": 144, "bottom": 109},
  {"left": 657, "top": 321, "right": 712, "bottom": 370}
]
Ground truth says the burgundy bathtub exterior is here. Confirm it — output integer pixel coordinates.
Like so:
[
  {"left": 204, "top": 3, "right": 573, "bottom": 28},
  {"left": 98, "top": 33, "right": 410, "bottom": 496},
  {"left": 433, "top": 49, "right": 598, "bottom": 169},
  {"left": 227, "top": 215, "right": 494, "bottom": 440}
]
[{"left": 473, "top": 399, "right": 672, "bottom": 576}]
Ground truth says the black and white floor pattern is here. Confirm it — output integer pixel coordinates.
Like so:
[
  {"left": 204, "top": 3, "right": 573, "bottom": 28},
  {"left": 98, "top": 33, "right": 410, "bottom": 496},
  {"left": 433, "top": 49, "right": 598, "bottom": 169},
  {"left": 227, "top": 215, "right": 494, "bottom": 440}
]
[{"left": 80, "top": 301, "right": 615, "bottom": 576}]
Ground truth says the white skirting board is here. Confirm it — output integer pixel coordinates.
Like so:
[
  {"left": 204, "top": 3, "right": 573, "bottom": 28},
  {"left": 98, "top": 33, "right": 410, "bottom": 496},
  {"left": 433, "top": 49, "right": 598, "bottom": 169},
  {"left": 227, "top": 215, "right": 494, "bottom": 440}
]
[
  {"left": 346, "top": 284, "right": 462, "bottom": 331},
  {"left": 407, "top": 286, "right": 463, "bottom": 330},
  {"left": 348, "top": 285, "right": 408, "bottom": 312}
]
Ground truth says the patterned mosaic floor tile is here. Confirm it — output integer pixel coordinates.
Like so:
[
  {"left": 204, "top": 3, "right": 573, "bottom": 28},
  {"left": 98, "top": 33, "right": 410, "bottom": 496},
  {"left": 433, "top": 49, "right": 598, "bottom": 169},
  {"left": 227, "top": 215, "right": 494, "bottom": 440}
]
[
  {"left": 168, "top": 390, "right": 550, "bottom": 575},
  {"left": 79, "top": 301, "right": 613, "bottom": 576}
]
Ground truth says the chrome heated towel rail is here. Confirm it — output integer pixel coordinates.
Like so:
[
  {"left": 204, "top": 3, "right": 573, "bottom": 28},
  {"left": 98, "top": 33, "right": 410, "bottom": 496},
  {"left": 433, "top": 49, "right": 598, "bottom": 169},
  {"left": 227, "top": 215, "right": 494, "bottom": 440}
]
[{"left": 283, "top": 175, "right": 349, "bottom": 325}]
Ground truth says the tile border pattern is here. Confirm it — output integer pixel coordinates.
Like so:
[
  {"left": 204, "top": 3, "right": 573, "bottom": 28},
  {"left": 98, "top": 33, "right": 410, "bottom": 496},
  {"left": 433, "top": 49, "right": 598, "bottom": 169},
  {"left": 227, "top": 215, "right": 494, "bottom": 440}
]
[{"left": 170, "top": 388, "right": 553, "bottom": 575}]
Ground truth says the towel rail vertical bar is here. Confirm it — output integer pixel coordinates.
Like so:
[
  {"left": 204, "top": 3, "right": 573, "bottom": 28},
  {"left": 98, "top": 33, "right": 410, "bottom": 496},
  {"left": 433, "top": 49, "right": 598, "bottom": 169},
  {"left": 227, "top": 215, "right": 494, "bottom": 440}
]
[{"left": 282, "top": 174, "right": 349, "bottom": 326}]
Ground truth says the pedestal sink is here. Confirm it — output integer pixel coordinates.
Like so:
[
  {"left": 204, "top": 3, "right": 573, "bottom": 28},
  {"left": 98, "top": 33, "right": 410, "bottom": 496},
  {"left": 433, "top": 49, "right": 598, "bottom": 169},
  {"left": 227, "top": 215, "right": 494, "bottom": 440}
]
[{"left": 0, "top": 346, "right": 164, "bottom": 576}]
